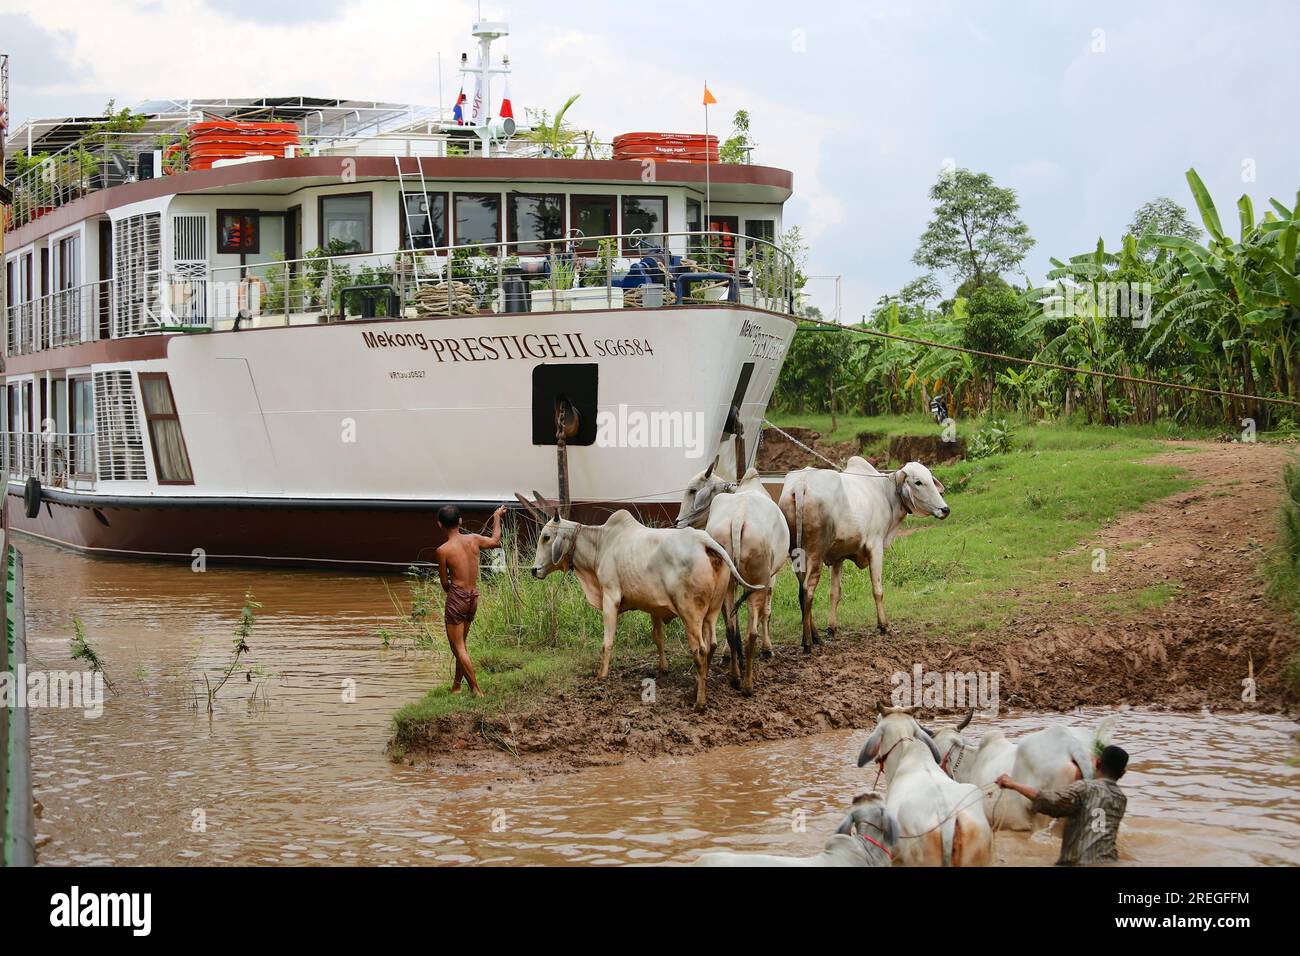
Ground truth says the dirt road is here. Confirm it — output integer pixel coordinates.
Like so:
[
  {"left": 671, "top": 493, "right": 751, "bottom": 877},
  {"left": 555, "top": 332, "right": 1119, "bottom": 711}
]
[{"left": 392, "top": 442, "right": 1299, "bottom": 774}]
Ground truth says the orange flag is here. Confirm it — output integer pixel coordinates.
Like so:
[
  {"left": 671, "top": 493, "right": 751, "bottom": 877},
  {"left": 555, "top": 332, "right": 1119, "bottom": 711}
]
[{"left": 702, "top": 84, "right": 717, "bottom": 106}]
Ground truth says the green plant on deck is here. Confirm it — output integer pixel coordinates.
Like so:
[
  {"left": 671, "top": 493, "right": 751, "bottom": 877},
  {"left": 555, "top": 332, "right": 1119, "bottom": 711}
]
[
  {"left": 523, "top": 95, "right": 583, "bottom": 157},
  {"left": 580, "top": 238, "right": 618, "bottom": 287},
  {"left": 69, "top": 617, "right": 114, "bottom": 693}
]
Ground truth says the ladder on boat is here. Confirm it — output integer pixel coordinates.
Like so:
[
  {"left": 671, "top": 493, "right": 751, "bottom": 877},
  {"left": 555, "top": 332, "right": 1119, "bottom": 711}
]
[{"left": 394, "top": 156, "right": 437, "bottom": 291}]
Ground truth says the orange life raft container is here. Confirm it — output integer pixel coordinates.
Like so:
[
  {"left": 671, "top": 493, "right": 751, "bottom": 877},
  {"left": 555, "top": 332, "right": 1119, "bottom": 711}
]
[
  {"left": 612, "top": 132, "right": 719, "bottom": 164},
  {"left": 186, "top": 120, "right": 301, "bottom": 170}
]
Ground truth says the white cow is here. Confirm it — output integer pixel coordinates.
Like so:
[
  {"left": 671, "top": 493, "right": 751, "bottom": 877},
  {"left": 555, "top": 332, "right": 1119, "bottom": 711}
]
[
  {"left": 676, "top": 459, "right": 790, "bottom": 695},
  {"left": 692, "top": 793, "right": 898, "bottom": 867},
  {"left": 856, "top": 706, "right": 992, "bottom": 867},
  {"left": 779, "top": 458, "right": 949, "bottom": 651},
  {"left": 929, "top": 712, "right": 1118, "bottom": 830},
  {"left": 516, "top": 491, "right": 764, "bottom": 710}
]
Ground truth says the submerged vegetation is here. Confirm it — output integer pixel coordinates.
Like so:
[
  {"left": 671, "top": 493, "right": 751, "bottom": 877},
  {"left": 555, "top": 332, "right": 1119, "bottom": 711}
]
[{"left": 190, "top": 592, "right": 270, "bottom": 714}]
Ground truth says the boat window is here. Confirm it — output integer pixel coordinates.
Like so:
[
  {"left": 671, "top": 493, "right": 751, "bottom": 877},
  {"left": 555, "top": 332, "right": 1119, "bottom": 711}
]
[
  {"left": 217, "top": 209, "right": 260, "bottom": 255},
  {"left": 621, "top": 196, "right": 668, "bottom": 255},
  {"left": 138, "top": 373, "right": 193, "bottom": 484},
  {"left": 70, "top": 377, "right": 94, "bottom": 476},
  {"left": 508, "top": 193, "right": 565, "bottom": 254},
  {"left": 744, "top": 219, "right": 775, "bottom": 264},
  {"left": 454, "top": 192, "right": 501, "bottom": 248},
  {"left": 56, "top": 234, "right": 81, "bottom": 291},
  {"left": 319, "top": 193, "right": 373, "bottom": 253},
  {"left": 569, "top": 195, "right": 615, "bottom": 253},
  {"left": 401, "top": 192, "right": 448, "bottom": 249}
]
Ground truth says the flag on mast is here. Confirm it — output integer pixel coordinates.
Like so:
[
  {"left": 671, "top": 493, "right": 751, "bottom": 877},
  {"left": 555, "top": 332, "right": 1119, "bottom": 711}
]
[
  {"left": 500, "top": 76, "right": 514, "bottom": 120},
  {"left": 469, "top": 52, "right": 486, "bottom": 125},
  {"left": 452, "top": 87, "right": 466, "bottom": 125},
  {"left": 703, "top": 82, "right": 715, "bottom": 239}
]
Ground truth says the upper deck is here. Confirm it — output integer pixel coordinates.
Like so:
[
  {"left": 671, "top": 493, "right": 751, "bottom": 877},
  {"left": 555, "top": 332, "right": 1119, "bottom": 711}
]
[{"left": 2, "top": 97, "right": 799, "bottom": 369}]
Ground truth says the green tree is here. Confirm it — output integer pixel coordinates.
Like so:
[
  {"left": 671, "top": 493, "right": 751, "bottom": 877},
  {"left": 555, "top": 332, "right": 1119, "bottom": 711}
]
[
  {"left": 913, "top": 168, "right": 1035, "bottom": 289},
  {"left": 1127, "top": 196, "right": 1201, "bottom": 260},
  {"left": 719, "top": 109, "right": 753, "bottom": 164}
]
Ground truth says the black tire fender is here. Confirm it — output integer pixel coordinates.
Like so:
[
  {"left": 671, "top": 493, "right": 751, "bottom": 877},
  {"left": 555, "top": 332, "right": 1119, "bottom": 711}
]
[{"left": 24, "top": 476, "right": 42, "bottom": 519}]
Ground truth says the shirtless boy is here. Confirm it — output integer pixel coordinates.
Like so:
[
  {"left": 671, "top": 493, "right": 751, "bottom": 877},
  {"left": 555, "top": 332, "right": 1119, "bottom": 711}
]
[{"left": 434, "top": 503, "right": 505, "bottom": 697}]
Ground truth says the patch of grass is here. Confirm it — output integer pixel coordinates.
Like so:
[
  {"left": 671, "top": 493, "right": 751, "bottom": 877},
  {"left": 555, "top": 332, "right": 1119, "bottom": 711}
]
[
  {"left": 392, "top": 415, "right": 1204, "bottom": 726},
  {"left": 1096, "top": 583, "right": 1182, "bottom": 614}
]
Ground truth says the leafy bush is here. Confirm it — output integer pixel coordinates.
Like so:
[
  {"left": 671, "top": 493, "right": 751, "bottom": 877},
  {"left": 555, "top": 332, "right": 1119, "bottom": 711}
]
[{"left": 967, "top": 417, "right": 1015, "bottom": 460}]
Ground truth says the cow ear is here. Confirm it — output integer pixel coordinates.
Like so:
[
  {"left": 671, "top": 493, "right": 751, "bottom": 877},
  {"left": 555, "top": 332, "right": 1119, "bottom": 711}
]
[
  {"left": 550, "top": 528, "right": 567, "bottom": 566},
  {"left": 933, "top": 476, "right": 946, "bottom": 494},
  {"left": 857, "top": 725, "right": 884, "bottom": 767},
  {"left": 894, "top": 469, "right": 908, "bottom": 488},
  {"left": 883, "top": 811, "right": 901, "bottom": 849}
]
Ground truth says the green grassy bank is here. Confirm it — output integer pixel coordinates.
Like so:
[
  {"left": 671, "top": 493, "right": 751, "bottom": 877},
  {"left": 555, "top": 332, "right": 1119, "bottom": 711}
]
[{"left": 388, "top": 414, "right": 1234, "bottom": 733}]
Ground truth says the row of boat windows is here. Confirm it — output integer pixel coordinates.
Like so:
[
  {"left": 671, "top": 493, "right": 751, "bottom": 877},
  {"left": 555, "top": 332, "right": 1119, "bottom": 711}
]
[
  {"left": 308, "top": 191, "right": 773, "bottom": 255},
  {"left": 5, "top": 371, "right": 192, "bottom": 484}
]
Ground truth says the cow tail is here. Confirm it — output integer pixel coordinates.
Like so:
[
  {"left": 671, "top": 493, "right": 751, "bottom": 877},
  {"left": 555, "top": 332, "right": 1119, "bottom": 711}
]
[
  {"left": 702, "top": 538, "right": 766, "bottom": 594},
  {"left": 724, "top": 502, "right": 748, "bottom": 664},
  {"left": 941, "top": 815, "right": 957, "bottom": 867},
  {"left": 794, "top": 481, "right": 808, "bottom": 616}
]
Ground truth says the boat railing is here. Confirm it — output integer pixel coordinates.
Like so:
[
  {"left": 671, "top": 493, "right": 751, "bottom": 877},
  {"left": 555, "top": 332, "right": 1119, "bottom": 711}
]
[
  {"left": 194, "top": 230, "right": 797, "bottom": 327},
  {"left": 3, "top": 126, "right": 635, "bottom": 231},
  {"left": 4, "top": 133, "right": 188, "bottom": 231},
  {"left": 3, "top": 279, "right": 108, "bottom": 355},
  {"left": 0, "top": 430, "right": 97, "bottom": 491}
]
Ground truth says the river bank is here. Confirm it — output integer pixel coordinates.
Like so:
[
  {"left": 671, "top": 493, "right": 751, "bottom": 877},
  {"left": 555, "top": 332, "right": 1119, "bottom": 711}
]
[{"left": 391, "top": 438, "right": 1300, "bottom": 775}]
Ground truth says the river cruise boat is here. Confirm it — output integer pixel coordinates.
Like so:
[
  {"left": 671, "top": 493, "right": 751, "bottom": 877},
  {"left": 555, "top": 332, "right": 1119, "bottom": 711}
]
[{"left": 0, "top": 24, "right": 800, "bottom": 567}]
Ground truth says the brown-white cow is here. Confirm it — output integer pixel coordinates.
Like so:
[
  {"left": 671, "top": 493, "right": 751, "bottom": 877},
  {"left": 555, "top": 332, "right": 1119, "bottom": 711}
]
[
  {"left": 778, "top": 457, "right": 949, "bottom": 651},
  {"left": 675, "top": 460, "right": 789, "bottom": 695},
  {"left": 515, "top": 491, "right": 764, "bottom": 710}
]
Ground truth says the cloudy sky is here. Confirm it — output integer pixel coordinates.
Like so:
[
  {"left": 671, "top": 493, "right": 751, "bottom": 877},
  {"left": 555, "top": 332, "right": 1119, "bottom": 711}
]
[{"left": 2, "top": 0, "right": 1297, "bottom": 320}]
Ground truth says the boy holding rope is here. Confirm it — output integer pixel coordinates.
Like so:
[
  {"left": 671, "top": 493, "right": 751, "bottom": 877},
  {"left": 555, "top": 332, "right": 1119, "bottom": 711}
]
[{"left": 435, "top": 504, "right": 506, "bottom": 697}]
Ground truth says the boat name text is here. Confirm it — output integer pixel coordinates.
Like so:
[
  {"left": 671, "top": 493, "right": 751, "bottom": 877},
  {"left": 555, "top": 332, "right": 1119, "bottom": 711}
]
[{"left": 362, "top": 330, "right": 608, "bottom": 362}]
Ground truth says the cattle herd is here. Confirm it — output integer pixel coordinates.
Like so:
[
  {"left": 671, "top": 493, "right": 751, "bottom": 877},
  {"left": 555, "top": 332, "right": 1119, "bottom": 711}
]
[
  {"left": 693, "top": 706, "right": 1118, "bottom": 866},
  {"left": 512, "top": 457, "right": 1118, "bottom": 866},
  {"left": 514, "top": 454, "right": 951, "bottom": 708}
]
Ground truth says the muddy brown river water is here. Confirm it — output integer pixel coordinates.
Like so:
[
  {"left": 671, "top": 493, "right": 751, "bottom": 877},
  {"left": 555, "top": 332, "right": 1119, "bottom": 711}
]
[{"left": 19, "top": 537, "right": 1300, "bottom": 866}]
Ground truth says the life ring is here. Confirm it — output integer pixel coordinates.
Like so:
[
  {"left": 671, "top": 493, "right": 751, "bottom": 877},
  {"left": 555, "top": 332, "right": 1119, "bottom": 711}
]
[{"left": 24, "top": 476, "right": 42, "bottom": 519}]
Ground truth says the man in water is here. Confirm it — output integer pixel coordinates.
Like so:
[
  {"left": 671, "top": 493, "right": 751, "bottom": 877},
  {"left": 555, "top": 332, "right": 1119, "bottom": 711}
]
[
  {"left": 435, "top": 503, "right": 506, "bottom": 697},
  {"left": 995, "top": 745, "right": 1130, "bottom": 865}
]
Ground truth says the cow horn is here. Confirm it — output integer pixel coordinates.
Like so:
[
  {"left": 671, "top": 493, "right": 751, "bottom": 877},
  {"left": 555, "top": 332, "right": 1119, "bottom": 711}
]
[
  {"left": 704, "top": 456, "right": 718, "bottom": 480},
  {"left": 531, "top": 490, "right": 557, "bottom": 519},
  {"left": 956, "top": 708, "right": 975, "bottom": 731},
  {"left": 514, "top": 492, "right": 548, "bottom": 522}
]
